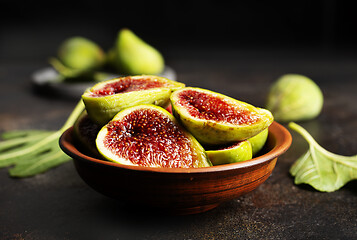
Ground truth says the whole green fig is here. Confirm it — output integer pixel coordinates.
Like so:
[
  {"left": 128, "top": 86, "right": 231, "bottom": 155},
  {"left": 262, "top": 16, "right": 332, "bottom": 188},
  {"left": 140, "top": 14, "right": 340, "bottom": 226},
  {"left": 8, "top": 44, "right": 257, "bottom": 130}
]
[
  {"left": 266, "top": 74, "right": 323, "bottom": 122},
  {"left": 110, "top": 28, "right": 164, "bottom": 75},
  {"left": 57, "top": 36, "right": 105, "bottom": 71}
]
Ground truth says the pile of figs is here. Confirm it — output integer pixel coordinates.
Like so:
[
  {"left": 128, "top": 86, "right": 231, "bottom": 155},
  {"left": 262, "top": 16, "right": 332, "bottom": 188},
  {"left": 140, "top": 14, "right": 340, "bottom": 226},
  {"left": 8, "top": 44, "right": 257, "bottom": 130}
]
[
  {"left": 50, "top": 29, "right": 165, "bottom": 82},
  {"left": 74, "top": 75, "right": 274, "bottom": 168}
]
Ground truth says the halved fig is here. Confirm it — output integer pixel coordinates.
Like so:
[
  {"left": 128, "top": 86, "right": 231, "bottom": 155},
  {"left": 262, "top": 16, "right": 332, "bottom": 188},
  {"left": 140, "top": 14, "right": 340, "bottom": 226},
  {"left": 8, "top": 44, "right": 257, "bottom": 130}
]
[
  {"left": 96, "top": 104, "right": 212, "bottom": 168},
  {"left": 248, "top": 128, "right": 269, "bottom": 156},
  {"left": 82, "top": 75, "right": 185, "bottom": 125},
  {"left": 73, "top": 111, "right": 102, "bottom": 157},
  {"left": 170, "top": 87, "right": 274, "bottom": 145},
  {"left": 205, "top": 141, "right": 252, "bottom": 165}
]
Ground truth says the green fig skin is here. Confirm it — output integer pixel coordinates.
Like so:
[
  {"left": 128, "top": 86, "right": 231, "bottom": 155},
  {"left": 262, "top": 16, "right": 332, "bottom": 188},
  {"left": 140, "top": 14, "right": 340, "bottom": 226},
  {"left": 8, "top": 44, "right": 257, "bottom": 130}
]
[
  {"left": 82, "top": 75, "right": 185, "bottom": 126},
  {"left": 111, "top": 29, "right": 165, "bottom": 75},
  {"left": 170, "top": 87, "right": 274, "bottom": 145},
  {"left": 96, "top": 104, "right": 212, "bottom": 168},
  {"left": 206, "top": 141, "right": 252, "bottom": 165},
  {"left": 57, "top": 36, "right": 105, "bottom": 71},
  {"left": 248, "top": 128, "right": 269, "bottom": 156},
  {"left": 266, "top": 74, "right": 323, "bottom": 122}
]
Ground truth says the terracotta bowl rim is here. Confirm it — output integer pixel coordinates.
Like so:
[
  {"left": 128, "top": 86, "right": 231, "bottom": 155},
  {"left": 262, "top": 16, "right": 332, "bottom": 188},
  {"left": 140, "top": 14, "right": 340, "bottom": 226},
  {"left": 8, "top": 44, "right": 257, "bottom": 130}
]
[{"left": 59, "top": 121, "right": 291, "bottom": 174}]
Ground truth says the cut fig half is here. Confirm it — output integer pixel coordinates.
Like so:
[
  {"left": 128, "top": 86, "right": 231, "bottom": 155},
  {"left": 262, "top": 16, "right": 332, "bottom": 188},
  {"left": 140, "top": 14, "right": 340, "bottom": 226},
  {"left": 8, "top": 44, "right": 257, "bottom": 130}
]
[
  {"left": 248, "top": 128, "right": 269, "bottom": 156},
  {"left": 205, "top": 141, "right": 252, "bottom": 165},
  {"left": 82, "top": 75, "right": 185, "bottom": 125},
  {"left": 170, "top": 87, "right": 274, "bottom": 145},
  {"left": 96, "top": 104, "right": 212, "bottom": 168}
]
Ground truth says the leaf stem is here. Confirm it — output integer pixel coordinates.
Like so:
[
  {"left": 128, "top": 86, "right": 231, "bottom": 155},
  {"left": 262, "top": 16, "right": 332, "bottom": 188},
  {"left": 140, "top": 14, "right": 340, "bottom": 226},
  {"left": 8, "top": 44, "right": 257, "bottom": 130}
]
[
  {"left": 60, "top": 100, "right": 85, "bottom": 132},
  {"left": 289, "top": 122, "right": 357, "bottom": 170},
  {"left": 288, "top": 122, "right": 319, "bottom": 147}
]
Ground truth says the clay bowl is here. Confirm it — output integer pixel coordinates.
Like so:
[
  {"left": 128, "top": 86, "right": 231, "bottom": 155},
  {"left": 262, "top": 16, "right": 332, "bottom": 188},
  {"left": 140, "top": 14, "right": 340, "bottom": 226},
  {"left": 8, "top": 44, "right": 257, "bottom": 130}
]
[{"left": 59, "top": 121, "right": 291, "bottom": 215}]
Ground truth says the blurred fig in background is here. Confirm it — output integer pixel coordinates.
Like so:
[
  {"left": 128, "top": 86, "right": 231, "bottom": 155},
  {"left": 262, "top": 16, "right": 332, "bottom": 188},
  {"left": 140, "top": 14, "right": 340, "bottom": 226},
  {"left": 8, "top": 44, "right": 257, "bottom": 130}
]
[
  {"left": 109, "top": 28, "right": 165, "bottom": 75},
  {"left": 49, "top": 37, "right": 106, "bottom": 81},
  {"left": 266, "top": 74, "right": 323, "bottom": 122},
  {"left": 57, "top": 37, "right": 105, "bottom": 71}
]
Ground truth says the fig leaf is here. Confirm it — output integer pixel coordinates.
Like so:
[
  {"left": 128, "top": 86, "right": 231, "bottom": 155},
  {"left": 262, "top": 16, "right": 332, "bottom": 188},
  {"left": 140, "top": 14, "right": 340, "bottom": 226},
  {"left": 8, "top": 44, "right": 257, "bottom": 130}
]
[
  {"left": 289, "top": 122, "right": 357, "bottom": 192},
  {"left": 0, "top": 101, "right": 85, "bottom": 177}
]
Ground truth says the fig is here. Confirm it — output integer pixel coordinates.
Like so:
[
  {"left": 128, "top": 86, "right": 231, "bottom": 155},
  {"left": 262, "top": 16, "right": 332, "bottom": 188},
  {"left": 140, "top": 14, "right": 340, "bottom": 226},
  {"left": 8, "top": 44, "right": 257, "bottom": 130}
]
[
  {"left": 248, "top": 128, "right": 269, "bottom": 156},
  {"left": 82, "top": 75, "right": 185, "bottom": 125},
  {"left": 73, "top": 111, "right": 102, "bottom": 157},
  {"left": 205, "top": 141, "right": 252, "bottom": 165},
  {"left": 53, "top": 37, "right": 105, "bottom": 74},
  {"left": 170, "top": 87, "right": 274, "bottom": 145},
  {"left": 110, "top": 29, "right": 164, "bottom": 75},
  {"left": 266, "top": 74, "right": 323, "bottom": 122},
  {"left": 96, "top": 105, "right": 211, "bottom": 168}
]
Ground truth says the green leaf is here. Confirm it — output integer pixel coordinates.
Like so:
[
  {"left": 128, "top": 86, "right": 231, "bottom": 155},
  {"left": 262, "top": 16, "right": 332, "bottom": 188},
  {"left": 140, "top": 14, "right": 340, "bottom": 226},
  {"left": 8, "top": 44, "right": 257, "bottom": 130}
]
[
  {"left": 0, "top": 131, "right": 51, "bottom": 152},
  {"left": 9, "top": 144, "right": 70, "bottom": 178},
  {"left": 0, "top": 101, "right": 85, "bottom": 177},
  {"left": 1, "top": 130, "right": 49, "bottom": 140},
  {"left": 0, "top": 131, "right": 60, "bottom": 167},
  {"left": 289, "top": 122, "right": 357, "bottom": 192}
]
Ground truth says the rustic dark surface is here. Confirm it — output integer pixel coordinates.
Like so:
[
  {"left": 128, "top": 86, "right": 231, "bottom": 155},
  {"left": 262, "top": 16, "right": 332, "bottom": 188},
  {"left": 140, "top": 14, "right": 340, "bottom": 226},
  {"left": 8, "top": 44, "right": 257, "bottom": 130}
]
[{"left": 1, "top": 41, "right": 357, "bottom": 239}]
